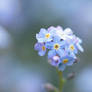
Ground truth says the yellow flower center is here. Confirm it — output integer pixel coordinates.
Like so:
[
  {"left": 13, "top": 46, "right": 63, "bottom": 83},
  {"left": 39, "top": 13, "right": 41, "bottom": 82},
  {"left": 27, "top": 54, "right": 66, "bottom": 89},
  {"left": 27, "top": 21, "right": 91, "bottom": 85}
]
[
  {"left": 70, "top": 45, "right": 75, "bottom": 51},
  {"left": 42, "top": 46, "right": 46, "bottom": 51},
  {"left": 54, "top": 44, "right": 60, "bottom": 50},
  {"left": 45, "top": 33, "right": 50, "bottom": 38},
  {"left": 63, "top": 59, "right": 68, "bottom": 64}
]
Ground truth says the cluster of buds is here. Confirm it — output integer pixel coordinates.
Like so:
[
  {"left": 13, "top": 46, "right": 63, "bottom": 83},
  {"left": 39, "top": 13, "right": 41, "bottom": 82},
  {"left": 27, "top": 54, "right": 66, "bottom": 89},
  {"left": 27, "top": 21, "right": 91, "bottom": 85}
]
[{"left": 34, "top": 26, "right": 84, "bottom": 71}]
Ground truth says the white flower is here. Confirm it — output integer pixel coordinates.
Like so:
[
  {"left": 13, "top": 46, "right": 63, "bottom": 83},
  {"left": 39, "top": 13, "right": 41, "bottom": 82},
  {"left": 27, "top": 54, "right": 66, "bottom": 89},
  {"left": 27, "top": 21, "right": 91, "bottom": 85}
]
[{"left": 56, "top": 28, "right": 73, "bottom": 40}]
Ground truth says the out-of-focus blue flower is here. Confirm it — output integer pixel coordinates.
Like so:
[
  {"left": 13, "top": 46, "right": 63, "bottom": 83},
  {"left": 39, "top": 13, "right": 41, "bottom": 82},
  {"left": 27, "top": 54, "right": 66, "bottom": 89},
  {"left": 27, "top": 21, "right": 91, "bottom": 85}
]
[
  {"left": 58, "top": 54, "right": 76, "bottom": 71},
  {"left": 34, "top": 43, "right": 46, "bottom": 56},
  {"left": 36, "top": 28, "right": 55, "bottom": 43}
]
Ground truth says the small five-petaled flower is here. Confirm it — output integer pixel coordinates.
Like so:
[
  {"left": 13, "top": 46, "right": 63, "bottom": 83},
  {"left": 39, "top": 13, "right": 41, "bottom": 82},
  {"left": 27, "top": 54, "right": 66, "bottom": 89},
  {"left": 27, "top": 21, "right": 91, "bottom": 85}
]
[{"left": 34, "top": 26, "right": 84, "bottom": 71}]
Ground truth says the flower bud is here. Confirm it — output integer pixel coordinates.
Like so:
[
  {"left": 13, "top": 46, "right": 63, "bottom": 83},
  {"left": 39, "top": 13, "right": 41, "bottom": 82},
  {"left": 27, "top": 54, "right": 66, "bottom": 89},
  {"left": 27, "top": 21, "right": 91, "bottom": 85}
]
[
  {"left": 67, "top": 72, "right": 75, "bottom": 80},
  {"left": 43, "top": 83, "right": 56, "bottom": 91}
]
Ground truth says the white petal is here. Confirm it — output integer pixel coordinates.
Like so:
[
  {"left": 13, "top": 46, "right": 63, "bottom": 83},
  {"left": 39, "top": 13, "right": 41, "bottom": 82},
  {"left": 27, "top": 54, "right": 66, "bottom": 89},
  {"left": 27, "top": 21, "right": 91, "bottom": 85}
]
[
  {"left": 77, "top": 43, "right": 84, "bottom": 52},
  {"left": 64, "top": 28, "right": 73, "bottom": 35},
  {"left": 56, "top": 26, "right": 63, "bottom": 31}
]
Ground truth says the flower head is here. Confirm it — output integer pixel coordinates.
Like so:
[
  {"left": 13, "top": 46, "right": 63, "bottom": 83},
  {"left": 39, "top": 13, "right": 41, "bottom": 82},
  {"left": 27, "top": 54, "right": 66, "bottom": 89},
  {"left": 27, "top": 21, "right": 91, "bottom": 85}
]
[{"left": 34, "top": 26, "right": 84, "bottom": 71}]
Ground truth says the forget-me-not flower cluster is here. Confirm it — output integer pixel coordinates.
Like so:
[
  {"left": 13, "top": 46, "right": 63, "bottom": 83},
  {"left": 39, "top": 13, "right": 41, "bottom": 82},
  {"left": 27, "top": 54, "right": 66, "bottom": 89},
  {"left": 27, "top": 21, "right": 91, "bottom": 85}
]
[{"left": 34, "top": 26, "right": 84, "bottom": 71}]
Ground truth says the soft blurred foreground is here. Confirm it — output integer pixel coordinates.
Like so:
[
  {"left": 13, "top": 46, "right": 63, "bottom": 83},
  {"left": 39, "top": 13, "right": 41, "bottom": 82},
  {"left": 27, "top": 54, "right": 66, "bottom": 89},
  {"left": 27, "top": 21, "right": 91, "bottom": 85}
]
[{"left": 0, "top": 0, "right": 92, "bottom": 92}]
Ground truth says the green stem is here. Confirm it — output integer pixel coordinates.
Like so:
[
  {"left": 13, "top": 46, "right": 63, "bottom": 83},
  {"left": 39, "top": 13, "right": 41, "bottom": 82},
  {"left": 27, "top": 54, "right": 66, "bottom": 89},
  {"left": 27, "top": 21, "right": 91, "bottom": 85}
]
[
  {"left": 57, "top": 69, "right": 64, "bottom": 92},
  {"left": 59, "top": 71, "right": 63, "bottom": 92},
  {"left": 54, "top": 88, "right": 59, "bottom": 92}
]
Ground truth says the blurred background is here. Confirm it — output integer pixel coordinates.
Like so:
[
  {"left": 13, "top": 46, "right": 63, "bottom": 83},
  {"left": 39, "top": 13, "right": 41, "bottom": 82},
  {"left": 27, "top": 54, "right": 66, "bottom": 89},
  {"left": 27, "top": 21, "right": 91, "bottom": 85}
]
[{"left": 0, "top": 0, "right": 92, "bottom": 92}]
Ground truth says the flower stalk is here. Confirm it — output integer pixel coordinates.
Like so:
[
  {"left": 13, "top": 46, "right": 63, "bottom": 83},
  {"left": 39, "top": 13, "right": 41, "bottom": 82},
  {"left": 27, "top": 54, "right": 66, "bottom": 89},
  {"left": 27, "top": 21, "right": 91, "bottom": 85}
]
[
  {"left": 57, "top": 69, "right": 66, "bottom": 92},
  {"left": 58, "top": 71, "right": 63, "bottom": 92}
]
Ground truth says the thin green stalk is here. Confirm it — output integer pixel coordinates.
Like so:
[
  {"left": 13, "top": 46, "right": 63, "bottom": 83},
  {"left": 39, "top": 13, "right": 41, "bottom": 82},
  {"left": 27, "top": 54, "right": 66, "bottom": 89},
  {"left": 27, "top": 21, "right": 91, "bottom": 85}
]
[
  {"left": 56, "top": 69, "right": 64, "bottom": 92},
  {"left": 54, "top": 88, "right": 59, "bottom": 92},
  {"left": 59, "top": 71, "right": 63, "bottom": 92}
]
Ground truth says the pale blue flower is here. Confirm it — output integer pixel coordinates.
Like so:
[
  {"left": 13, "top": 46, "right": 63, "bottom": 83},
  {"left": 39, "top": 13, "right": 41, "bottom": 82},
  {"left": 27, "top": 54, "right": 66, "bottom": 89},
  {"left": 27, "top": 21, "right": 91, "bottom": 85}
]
[
  {"left": 36, "top": 28, "right": 55, "bottom": 43},
  {"left": 65, "top": 42, "right": 78, "bottom": 54},
  {"left": 34, "top": 43, "right": 46, "bottom": 56},
  {"left": 58, "top": 54, "right": 76, "bottom": 71},
  {"left": 48, "top": 55, "right": 61, "bottom": 67},
  {"left": 66, "top": 36, "right": 84, "bottom": 54},
  {"left": 46, "top": 36, "right": 66, "bottom": 58}
]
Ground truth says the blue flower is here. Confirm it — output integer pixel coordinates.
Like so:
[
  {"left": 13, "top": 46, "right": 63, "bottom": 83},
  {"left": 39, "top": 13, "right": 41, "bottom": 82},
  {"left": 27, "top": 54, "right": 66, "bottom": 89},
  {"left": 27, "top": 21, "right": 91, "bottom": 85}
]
[
  {"left": 34, "top": 43, "right": 46, "bottom": 56},
  {"left": 46, "top": 36, "right": 66, "bottom": 58},
  {"left": 66, "top": 36, "right": 84, "bottom": 54},
  {"left": 48, "top": 55, "right": 61, "bottom": 67},
  {"left": 36, "top": 28, "right": 55, "bottom": 43},
  {"left": 34, "top": 26, "right": 84, "bottom": 71},
  {"left": 65, "top": 43, "right": 78, "bottom": 54},
  {"left": 56, "top": 27, "right": 73, "bottom": 40},
  {"left": 58, "top": 54, "right": 76, "bottom": 71}
]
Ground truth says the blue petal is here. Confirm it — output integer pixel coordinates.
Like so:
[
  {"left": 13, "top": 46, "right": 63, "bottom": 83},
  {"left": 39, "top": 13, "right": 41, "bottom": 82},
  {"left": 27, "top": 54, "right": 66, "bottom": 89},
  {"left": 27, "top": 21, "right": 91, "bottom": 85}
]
[
  {"left": 77, "top": 37, "right": 82, "bottom": 43},
  {"left": 50, "top": 60, "right": 59, "bottom": 67},
  {"left": 38, "top": 50, "right": 46, "bottom": 56},
  {"left": 45, "top": 38, "right": 53, "bottom": 42},
  {"left": 74, "top": 47, "right": 78, "bottom": 54},
  {"left": 59, "top": 41, "right": 66, "bottom": 46},
  {"left": 66, "top": 59, "right": 74, "bottom": 66},
  {"left": 36, "top": 28, "right": 48, "bottom": 42},
  {"left": 48, "top": 50, "right": 56, "bottom": 58},
  {"left": 36, "top": 34, "right": 45, "bottom": 43},
  {"left": 76, "top": 43, "right": 84, "bottom": 52},
  {"left": 37, "top": 38, "right": 45, "bottom": 43},
  {"left": 65, "top": 56, "right": 75, "bottom": 66},
  {"left": 53, "top": 36, "right": 61, "bottom": 42},
  {"left": 49, "top": 30, "right": 56, "bottom": 36},
  {"left": 70, "top": 52, "right": 77, "bottom": 59},
  {"left": 45, "top": 42, "right": 54, "bottom": 49},
  {"left": 56, "top": 49, "right": 64, "bottom": 57},
  {"left": 58, "top": 64, "right": 66, "bottom": 71},
  {"left": 39, "top": 28, "right": 47, "bottom": 36},
  {"left": 50, "top": 57, "right": 61, "bottom": 67},
  {"left": 34, "top": 43, "right": 42, "bottom": 51}
]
